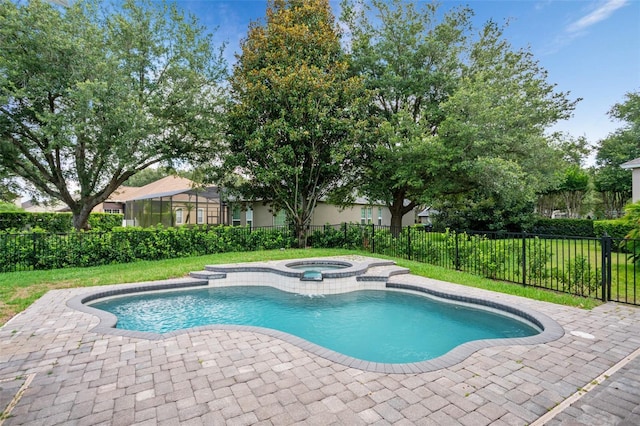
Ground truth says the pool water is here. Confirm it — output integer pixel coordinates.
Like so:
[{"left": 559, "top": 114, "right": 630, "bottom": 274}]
[{"left": 91, "top": 286, "right": 539, "bottom": 364}]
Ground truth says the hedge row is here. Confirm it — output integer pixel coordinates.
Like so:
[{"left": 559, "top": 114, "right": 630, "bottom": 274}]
[
  {"left": 0, "top": 212, "right": 123, "bottom": 232},
  {"left": 0, "top": 225, "right": 295, "bottom": 272},
  {"left": 530, "top": 218, "right": 595, "bottom": 237}
]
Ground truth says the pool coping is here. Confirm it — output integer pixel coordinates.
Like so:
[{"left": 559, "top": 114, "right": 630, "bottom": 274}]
[{"left": 66, "top": 257, "right": 565, "bottom": 374}]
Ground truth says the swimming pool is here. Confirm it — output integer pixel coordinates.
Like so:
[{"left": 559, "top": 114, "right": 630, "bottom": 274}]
[
  {"left": 70, "top": 256, "right": 564, "bottom": 373},
  {"left": 89, "top": 286, "right": 539, "bottom": 364}
]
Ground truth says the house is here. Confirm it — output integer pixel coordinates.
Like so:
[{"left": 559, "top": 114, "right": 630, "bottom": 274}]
[
  {"left": 94, "top": 176, "right": 226, "bottom": 227},
  {"left": 21, "top": 199, "right": 69, "bottom": 213},
  {"left": 96, "top": 175, "right": 418, "bottom": 228},
  {"left": 621, "top": 158, "right": 640, "bottom": 203},
  {"left": 417, "top": 207, "right": 438, "bottom": 225},
  {"left": 229, "top": 197, "right": 417, "bottom": 228}
]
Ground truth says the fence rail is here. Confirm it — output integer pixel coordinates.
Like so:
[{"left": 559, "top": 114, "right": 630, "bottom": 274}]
[
  {"left": 1, "top": 224, "right": 638, "bottom": 306},
  {"left": 307, "top": 224, "right": 637, "bottom": 306}
]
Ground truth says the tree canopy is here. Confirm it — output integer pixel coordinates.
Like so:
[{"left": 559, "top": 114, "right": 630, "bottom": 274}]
[
  {"left": 0, "top": 0, "right": 226, "bottom": 230},
  {"left": 593, "top": 90, "right": 640, "bottom": 217},
  {"left": 219, "top": 0, "right": 369, "bottom": 246},
  {"left": 342, "top": 0, "right": 578, "bottom": 231}
]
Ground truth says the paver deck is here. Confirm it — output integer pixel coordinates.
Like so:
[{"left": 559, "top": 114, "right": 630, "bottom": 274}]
[{"left": 1, "top": 267, "right": 639, "bottom": 425}]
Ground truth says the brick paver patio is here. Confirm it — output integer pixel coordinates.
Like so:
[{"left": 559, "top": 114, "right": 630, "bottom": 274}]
[{"left": 1, "top": 270, "right": 639, "bottom": 425}]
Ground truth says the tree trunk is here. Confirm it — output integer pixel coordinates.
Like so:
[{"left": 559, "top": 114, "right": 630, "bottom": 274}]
[
  {"left": 388, "top": 191, "right": 417, "bottom": 237},
  {"left": 294, "top": 217, "right": 307, "bottom": 248},
  {"left": 389, "top": 207, "right": 404, "bottom": 237},
  {"left": 72, "top": 205, "right": 94, "bottom": 231}
]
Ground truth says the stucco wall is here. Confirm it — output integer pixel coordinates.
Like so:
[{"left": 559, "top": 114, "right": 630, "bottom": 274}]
[
  {"left": 633, "top": 169, "right": 640, "bottom": 203},
  {"left": 234, "top": 202, "right": 416, "bottom": 227}
]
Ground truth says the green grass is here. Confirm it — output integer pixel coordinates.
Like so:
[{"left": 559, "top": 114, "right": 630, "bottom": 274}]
[
  {"left": 369, "top": 254, "right": 600, "bottom": 309},
  {"left": 0, "top": 247, "right": 600, "bottom": 326},
  {"left": 408, "top": 232, "right": 636, "bottom": 303}
]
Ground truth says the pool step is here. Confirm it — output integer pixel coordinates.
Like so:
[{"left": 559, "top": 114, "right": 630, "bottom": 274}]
[
  {"left": 189, "top": 271, "right": 227, "bottom": 280},
  {"left": 356, "top": 265, "right": 410, "bottom": 283}
]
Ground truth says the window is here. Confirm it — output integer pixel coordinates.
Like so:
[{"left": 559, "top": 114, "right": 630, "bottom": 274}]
[
  {"left": 197, "top": 208, "right": 204, "bottom": 224},
  {"left": 274, "top": 210, "right": 287, "bottom": 226},
  {"left": 246, "top": 208, "right": 253, "bottom": 228},
  {"left": 361, "top": 207, "right": 372, "bottom": 224},
  {"left": 378, "top": 207, "right": 383, "bottom": 226},
  {"left": 175, "top": 208, "right": 183, "bottom": 225},
  {"left": 104, "top": 209, "right": 121, "bottom": 214},
  {"left": 232, "top": 206, "right": 241, "bottom": 226}
]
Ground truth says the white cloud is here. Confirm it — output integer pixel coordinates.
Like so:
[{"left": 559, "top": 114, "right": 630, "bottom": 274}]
[{"left": 566, "top": 0, "right": 629, "bottom": 34}]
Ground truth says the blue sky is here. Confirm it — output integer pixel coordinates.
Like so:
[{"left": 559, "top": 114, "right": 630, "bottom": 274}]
[{"left": 176, "top": 0, "right": 640, "bottom": 155}]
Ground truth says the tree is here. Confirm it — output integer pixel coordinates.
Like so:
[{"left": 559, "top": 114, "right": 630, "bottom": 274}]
[
  {"left": 558, "top": 165, "right": 590, "bottom": 218},
  {"left": 123, "top": 167, "right": 172, "bottom": 187},
  {"left": 219, "top": 0, "right": 369, "bottom": 247},
  {"left": 342, "top": 0, "right": 577, "bottom": 231},
  {"left": 433, "top": 20, "right": 578, "bottom": 230},
  {"left": 593, "top": 91, "right": 640, "bottom": 218},
  {"left": 537, "top": 134, "right": 591, "bottom": 218},
  {"left": 0, "top": 167, "right": 19, "bottom": 203},
  {"left": 0, "top": 0, "right": 226, "bottom": 230},
  {"left": 341, "top": 0, "right": 471, "bottom": 230}
]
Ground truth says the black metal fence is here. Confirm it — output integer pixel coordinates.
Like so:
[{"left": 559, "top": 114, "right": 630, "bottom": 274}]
[
  {"left": 1, "top": 223, "right": 638, "bottom": 306},
  {"left": 307, "top": 224, "right": 638, "bottom": 306}
]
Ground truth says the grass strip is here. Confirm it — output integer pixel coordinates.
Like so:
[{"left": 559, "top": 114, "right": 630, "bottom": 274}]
[{"left": 0, "top": 248, "right": 599, "bottom": 326}]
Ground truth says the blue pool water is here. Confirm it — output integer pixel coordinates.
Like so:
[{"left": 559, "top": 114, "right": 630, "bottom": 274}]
[{"left": 90, "top": 286, "right": 539, "bottom": 364}]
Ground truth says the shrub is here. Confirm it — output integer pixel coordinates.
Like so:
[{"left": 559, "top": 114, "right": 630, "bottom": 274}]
[
  {"left": 0, "top": 225, "right": 296, "bottom": 272},
  {"left": 0, "top": 211, "right": 123, "bottom": 232},
  {"left": 531, "top": 218, "right": 594, "bottom": 237},
  {"left": 593, "top": 219, "right": 634, "bottom": 239},
  {"left": 552, "top": 255, "right": 599, "bottom": 296}
]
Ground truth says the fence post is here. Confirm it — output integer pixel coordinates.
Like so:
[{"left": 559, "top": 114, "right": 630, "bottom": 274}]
[
  {"left": 407, "top": 226, "right": 412, "bottom": 260},
  {"left": 521, "top": 231, "right": 527, "bottom": 286},
  {"left": 342, "top": 222, "right": 347, "bottom": 246},
  {"left": 601, "top": 233, "right": 612, "bottom": 302},
  {"left": 371, "top": 224, "right": 375, "bottom": 254},
  {"left": 454, "top": 230, "right": 460, "bottom": 270},
  {"left": 32, "top": 232, "right": 37, "bottom": 270}
]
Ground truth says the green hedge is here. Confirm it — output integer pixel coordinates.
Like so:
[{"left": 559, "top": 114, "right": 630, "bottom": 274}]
[
  {"left": 593, "top": 219, "right": 636, "bottom": 252},
  {"left": 530, "top": 218, "right": 595, "bottom": 237},
  {"left": 0, "top": 225, "right": 295, "bottom": 272},
  {"left": 593, "top": 219, "right": 635, "bottom": 239},
  {"left": 0, "top": 212, "right": 123, "bottom": 232}
]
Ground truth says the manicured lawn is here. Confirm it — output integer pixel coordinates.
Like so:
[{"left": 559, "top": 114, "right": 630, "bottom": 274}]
[{"left": 0, "top": 248, "right": 600, "bottom": 326}]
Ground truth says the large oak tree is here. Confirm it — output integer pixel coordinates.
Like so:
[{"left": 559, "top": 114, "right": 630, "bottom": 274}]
[
  {"left": 0, "top": 0, "right": 226, "bottom": 229},
  {"left": 342, "top": 0, "right": 578, "bottom": 231}
]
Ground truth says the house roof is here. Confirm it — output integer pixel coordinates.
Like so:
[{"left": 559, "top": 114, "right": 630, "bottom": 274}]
[
  {"left": 129, "top": 186, "right": 221, "bottom": 202},
  {"left": 108, "top": 176, "right": 220, "bottom": 202},
  {"left": 621, "top": 158, "right": 640, "bottom": 169},
  {"left": 21, "top": 199, "right": 69, "bottom": 213},
  {"left": 417, "top": 207, "right": 439, "bottom": 217}
]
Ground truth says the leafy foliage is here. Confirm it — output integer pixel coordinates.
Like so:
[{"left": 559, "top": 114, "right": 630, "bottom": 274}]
[
  {"left": 592, "top": 91, "right": 640, "bottom": 218},
  {"left": 593, "top": 220, "right": 635, "bottom": 240},
  {"left": 0, "top": 201, "right": 22, "bottom": 212},
  {"left": 0, "top": 0, "right": 226, "bottom": 230},
  {"left": 341, "top": 0, "right": 471, "bottom": 228},
  {"left": 530, "top": 218, "right": 594, "bottom": 237},
  {"left": 219, "top": 0, "right": 369, "bottom": 248},
  {"left": 0, "top": 225, "right": 295, "bottom": 272},
  {"left": 123, "top": 168, "right": 173, "bottom": 187},
  {"left": 0, "top": 212, "right": 123, "bottom": 232},
  {"left": 620, "top": 201, "right": 640, "bottom": 263},
  {"left": 342, "top": 0, "right": 577, "bottom": 230}
]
